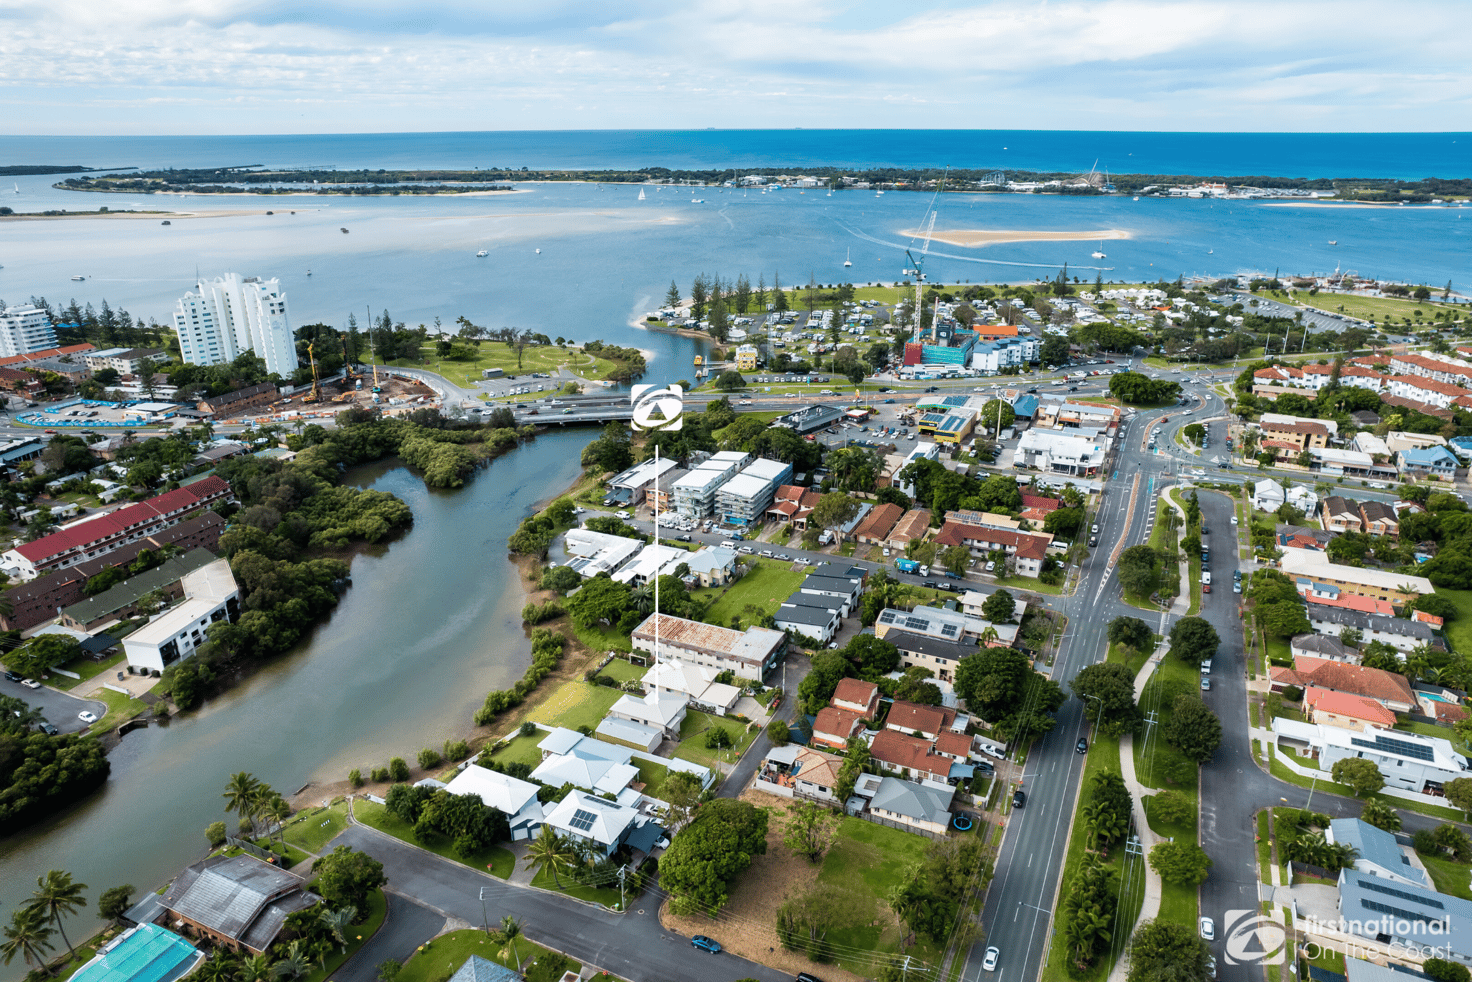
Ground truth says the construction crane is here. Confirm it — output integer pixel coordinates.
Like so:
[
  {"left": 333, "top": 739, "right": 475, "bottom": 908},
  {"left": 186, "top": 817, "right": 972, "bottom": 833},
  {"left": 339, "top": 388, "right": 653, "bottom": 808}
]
[
  {"left": 302, "top": 342, "right": 321, "bottom": 403},
  {"left": 904, "top": 170, "right": 946, "bottom": 341}
]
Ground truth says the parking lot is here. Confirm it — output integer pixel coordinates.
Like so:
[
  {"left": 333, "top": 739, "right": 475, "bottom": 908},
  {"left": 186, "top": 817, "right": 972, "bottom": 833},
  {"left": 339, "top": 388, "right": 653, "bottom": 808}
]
[{"left": 0, "top": 673, "right": 107, "bottom": 735}]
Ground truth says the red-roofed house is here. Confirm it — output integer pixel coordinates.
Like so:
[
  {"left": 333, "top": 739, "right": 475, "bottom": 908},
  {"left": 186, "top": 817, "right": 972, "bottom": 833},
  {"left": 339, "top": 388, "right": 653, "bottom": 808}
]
[
  {"left": 0, "top": 343, "right": 96, "bottom": 368},
  {"left": 885, "top": 509, "right": 932, "bottom": 550},
  {"left": 884, "top": 700, "right": 958, "bottom": 741},
  {"left": 869, "top": 729, "right": 952, "bottom": 783},
  {"left": 1284, "top": 656, "right": 1416, "bottom": 713},
  {"left": 1303, "top": 687, "right": 1397, "bottom": 732},
  {"left": 1411, "top": 609, "right": 1445, "bottom": 629},
  {"left": 854, "top": 503, "right": 904, "bottom": 545},
  {"left": 1303, "top": 592, "right": 1396, "bottom": 616},
  {"left": 1, "top": 476, "right": 231, "bottom": 580},
  {"left": 811, "top": 707, "right": 865, "bottom": 750},
  {"left": 932, "top": 731, "right": 974, "bottom": 762},
  {"left": 766, "top": 485, "right": 823, "bottom": 528},
  {"left": 832, "top": 678, "right": 881, "bottom": 718},
  {"left": 933, "top": 522, "right": 1051, "bottom": 578}
]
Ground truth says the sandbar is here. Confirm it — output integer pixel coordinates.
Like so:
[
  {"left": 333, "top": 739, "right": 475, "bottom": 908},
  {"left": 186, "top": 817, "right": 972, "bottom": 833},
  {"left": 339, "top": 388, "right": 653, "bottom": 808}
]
[
  {"left": 0, "top": 209, "right": 270, "bottom": 221},
  {"left": 902, "top": 228, "right": 1132, "bottom": 248},
  {"left": 1255, "top": 200, "right": 1446, "bottom": 209}
]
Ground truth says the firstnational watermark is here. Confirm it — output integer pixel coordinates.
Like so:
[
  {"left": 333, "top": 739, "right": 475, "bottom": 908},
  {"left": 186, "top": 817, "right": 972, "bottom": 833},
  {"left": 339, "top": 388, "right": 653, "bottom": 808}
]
[
  {"left": 631, "top": 384, "right": 683, "bottom": 432},
  {"left": 1221, "top": 908, "right": 1456, "bottom": 967}
]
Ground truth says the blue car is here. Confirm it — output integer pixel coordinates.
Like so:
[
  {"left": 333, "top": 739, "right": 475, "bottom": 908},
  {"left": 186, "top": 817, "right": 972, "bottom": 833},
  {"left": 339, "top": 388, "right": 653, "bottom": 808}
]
[{"left": 691, "top": 935, "right": 722, "bottom": 953}]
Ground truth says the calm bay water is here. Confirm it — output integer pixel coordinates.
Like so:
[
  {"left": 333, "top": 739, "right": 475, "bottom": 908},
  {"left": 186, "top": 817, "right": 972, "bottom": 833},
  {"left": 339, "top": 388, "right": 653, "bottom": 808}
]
[{"left": 0, "top": 435, "right": 585, "bottom": 974}]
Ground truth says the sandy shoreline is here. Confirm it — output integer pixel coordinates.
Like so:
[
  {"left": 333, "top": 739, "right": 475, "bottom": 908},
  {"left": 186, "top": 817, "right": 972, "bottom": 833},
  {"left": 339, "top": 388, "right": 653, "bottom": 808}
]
[
  {"left": 0, "top": 209, "right": 275, "bottom": 221},
  {"left": 902, "top": 227, "right": 1132, "bottom": 248},
  {"left": 1255, "top": 200, "right": 1455, "bottom": 209}
]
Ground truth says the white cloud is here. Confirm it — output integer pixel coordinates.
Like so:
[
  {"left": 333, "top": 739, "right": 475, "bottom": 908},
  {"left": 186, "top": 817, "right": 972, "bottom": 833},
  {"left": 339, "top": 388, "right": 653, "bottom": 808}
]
[{"left": 0, "top": 0, "right": 1465, "bottom": 132}]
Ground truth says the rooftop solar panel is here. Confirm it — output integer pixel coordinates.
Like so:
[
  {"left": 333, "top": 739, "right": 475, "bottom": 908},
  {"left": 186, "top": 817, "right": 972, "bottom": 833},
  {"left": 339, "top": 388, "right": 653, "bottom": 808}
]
[
  {"left": 1358, "top": 878, "right": 1443, "bottom": 909},
  {"left": 569, "top": 809, "right": 597, "bottom": 832}
]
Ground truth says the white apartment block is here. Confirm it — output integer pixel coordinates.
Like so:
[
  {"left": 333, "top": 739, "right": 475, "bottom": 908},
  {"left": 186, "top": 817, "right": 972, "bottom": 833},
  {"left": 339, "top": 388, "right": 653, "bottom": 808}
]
[
  {"left": 0, "top": 306, "right": 60, "bottom": 358},
  {"left": 671, "top": 451, "right": 749, "bottom": 517},
  {"left": 122, "top": 558, "right": 241, "bottom": 674},
  {"left": 715, "top": 457, "right": 793, "bottom": 527},
  {"left": 172, "top": 274, "right": 298, "bottom": 376}
]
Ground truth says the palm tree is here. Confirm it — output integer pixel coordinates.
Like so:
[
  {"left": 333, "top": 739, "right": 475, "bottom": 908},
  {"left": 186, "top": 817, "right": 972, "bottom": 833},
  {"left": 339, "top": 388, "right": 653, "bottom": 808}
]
[
  {"left": 0, "top": 907, "right": 55, "bottom": 976},
  {"left": 223, "top": 772, "right": 262, "bottom": 837},
  {"left": 271, "top": 942, "right": 310, "bottom": 981},
  {"left": 28, "top": 870, "right": 88, "bottom": 960},
  {"left": 236, "top": 954, "right": 274, "bottom": 982},
  {"left": 247, "top": 783, "right": 280, "bottom": 845},
  {"left": 1361, "top": 798, "right": 1402, "bottom": 832},
  {"left": 629, "top": 585, "right": 654, "bottom": 617},
  {"left": 499, "top": 916, "right": 524, "bottom": 971},
  {"left": 318, "top": 907, "right": 356, "bottom": 954},
  {"left": 195, "top": 955, "right": 238, "bottom": 982},
  {"left": 522, "top": 825, "right": 577, "bottom": 888}
]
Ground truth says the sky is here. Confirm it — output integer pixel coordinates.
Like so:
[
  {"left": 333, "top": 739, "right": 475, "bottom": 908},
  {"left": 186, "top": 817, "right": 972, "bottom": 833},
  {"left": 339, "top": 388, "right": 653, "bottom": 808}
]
[{"left": 1, "top": 0, "right": 1469, "bottom": 134}]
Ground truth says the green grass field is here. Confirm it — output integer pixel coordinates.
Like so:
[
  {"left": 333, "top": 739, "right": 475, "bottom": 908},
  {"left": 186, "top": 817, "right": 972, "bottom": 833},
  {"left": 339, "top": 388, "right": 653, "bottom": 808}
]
[
  {"left": 696, "top": 560, "right": 808, "bottom": 630},
  {"left": 1269, "top": 289, "right": 1466, "bottom": 325},
  {"left": 354, "top": 801, "right": 515, "bottom": 878},
  {"left": 394, "top": 929, "right": 578, "bottom": 982},
  {"left": 530, "top": 865, "right": 624, "bottom": 907},
  {"left": 1133, "top": 656, "right": 1203, "bottom": 807},
  {"left": 380, "top": 341, "right": 619, "bottom": 387},
  {"left": 596, "top": 658, "right": 647, "bottom": 684},
  {"left": 486, "top": 733, "right": 546, "bottom": 768},
  {"left": 527, "top": 681, "right": 623, "bottom": 732},
  {"left": 1419, "top": 852, "right": 1472, "bottom": 901},
  {"left": 282, "top": 799, "right": 352, "bottom": 855},
  {"left": 673, "top": 710, "right": 759, "bottom": 767},
  {"left": 1436, "top": 588, "right": 1472, "bottom": 655},
  {"left": 87, "top": 686, "right": 151, "bottom": 734},
  {"left": 814, "top": 817, "right": 946, "bottom": 977},
  {"left": 45, "top": 652, "right": 126, "bottom": 691}
]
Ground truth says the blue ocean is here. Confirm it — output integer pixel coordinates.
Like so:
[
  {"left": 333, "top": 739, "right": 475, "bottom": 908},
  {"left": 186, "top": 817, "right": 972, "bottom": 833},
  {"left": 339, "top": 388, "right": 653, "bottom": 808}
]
[
  {"left": 0, "top": 130, "right": 1468, "bottom": 381},
  {"left": 0, "top": 129, "right": 1469, "bottom": 179}
]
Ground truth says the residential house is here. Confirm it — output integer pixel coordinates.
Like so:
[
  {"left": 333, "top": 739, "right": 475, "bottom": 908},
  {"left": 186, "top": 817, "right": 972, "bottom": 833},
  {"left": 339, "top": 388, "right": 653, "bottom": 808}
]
[
  {"left": 886, "top": 509, "right": 933, "bottom": 551},
  {"left": 645, "top": 467, "right": 688, "bottom": 515},
  {"left": 1260, "top": 417, "right": 1331, "bottom": 454},
  {"left": 797, "top": 571, "right": 865, "bottom": 617},
  {"left": 832, "top": 678, "right": 881, "bottom": 717},
  {"left": 811, "top": 707, "right": 866, "bottom": 750},
  {"left": 1307, "top": 607, "right": 1436, "bottom": 654},
  {"left": 1273, "top": 719, "right": 1469, "bottom": 794},
  {"left": 531, "top": 737, "right": 641, "bottom": 797},
  {"left": 765, "top": 484, "right": 822, "bottom": 527},
  {"left": 854, "top": 503, "right": 905, "bottom": 545},
  {"left": 878, "top": 604, "right": 1017, "bottom": 646},
  {"left": 1269, "top": 657, "right": 1417, "bottom": 713},
  {"left": 157, "top": 856, "right": 318, "bottom": 955},
  {"left": 1280, "top": 550, "right": 1433, "bottom": 609},
  {"left": 1277, "top": 524, "right": 1336, "bottom": 552},
  {"left": 1303, "top": 687, "right": 1399, "bottom": 731},
  {"left": 442, "top": 764, "right": 545, "bottom": 840},
  {"left": 868, "top": 729, "right": 953, "bottom": 783},
  {"left": 682, "top": 546, "right": 738, "bottom": 588},
  {"left": 885, "top": 628, "right": 979, "bottom": 683},
  {"left": 610, "top": 543, "right": 690, "bottom": 586},
  {"left": 1285, "top": 485, "right": 1320, "bottom": 517},
  {"left": 1290, "top": 633, "right": 1357, "bottom": 663},
  {"left": 1327, "top": 818, "right": 1428, "bottom": 887},
  {"left": 1015, "top": 429, "right": 1109, "bottom": 476},
  {"left": 607, "top": 457, "right": 681, "bottom": 508},
  {"left": 1384, "top": 374, "right": 1468, "bottom": 409},
  {"left": 1335, "top": 870, "right": 1472, "bottom": 967},
  {"left": 867, "top": 777, "right": 957, "bottom": 836},
  {"left": 1019, "top": 494, "right": 1062, "bottom": 524},
  {"left": 1253, "top": 480, "right": 1286, "bottom": 511},
  {"left": 59, "top": 548, "right": 220, "bottom": 632},
  {"left": 647, "top": 659, "right": 742, "bottom": 714},
  {"left": 631, "top": 614, "right": 787, "bottom": 678},
  {"left": 671, "top": 450, "right": 750, "bottom": 517},
  {"left": 608, "top": 687, "right": 688, "bottom": 739},
  {"left": 774, "top": 592, "right": 843, "bottom": 643},
  {"left": 562, "top": 528, "right": 644, "bottom": 578},
  {"left": 1359, "top": 500, "right": 1400, "bottom": 538},
  {"left": 885, "top": 701, "right": 959, "bottom": 740},
  {"left": 755, "top": 744, "right": 846, "bottom": 803},
  {"left": 933, "top": 522, "right": 1051, "bottom": 577},
  {"left": 1399, "top": 445, "right": 1460, "bottom": 480},
  {"left": 542, "top": 790, "right": 653, "bottom": 859},
  {"left": 197, "top": 383, "right": 279, "bottom": 418},
  {"left": 715, "top": 457, "right": 794, "bottom": 527}
]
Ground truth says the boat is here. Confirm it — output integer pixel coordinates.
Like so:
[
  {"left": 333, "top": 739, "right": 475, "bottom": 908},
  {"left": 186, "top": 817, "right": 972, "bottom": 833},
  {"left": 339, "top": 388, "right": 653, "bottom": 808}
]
[
  {"left": 844, "top": 249, "right": 852, "bottom": 268},
  {"left": 161, "top": 220, "right": 171, "bottom": 225},
  {"left": 1328, "top": 240, "right": 1337, "bottom": 245},
  {"left": 340, "top": 227, "right": 349, "bottom": 233},
  {"left": 1133, "top": 195, "right": 1140, "bottom": 201},
  {"left": 12, "top": 183, "right": 17, "bottom": 194},
  {"left": 638, "top": 188, "right": 646, "bottom": 200},
  {"left": 1208, "top": 249, "right": 1214, "bottom": 254},
  {"left": 306, "top": 269, "right": 312, "bottom": 276},
  {"left": 71, "top": 275, "right": 85, "bottom": 281},
  {"left": 535, "top": 248, "right": 541, "bottom": 254},
  {"left": 1091, "top": 241, "right": 1107, "bottom": 259},
  {"left": 476, "top": 250, "right": 488, "bottom": 257},
  {"left": 691, "top": 198, "right": 704, "bottom": 203}
]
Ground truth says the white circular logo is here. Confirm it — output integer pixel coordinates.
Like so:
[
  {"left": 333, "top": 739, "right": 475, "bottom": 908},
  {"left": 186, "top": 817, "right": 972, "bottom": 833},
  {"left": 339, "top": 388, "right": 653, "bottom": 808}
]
[
  {"left": 631, "top": 385, "right": 684, "bottom": 432},
  {"left": 1224, "top": 910, "right": 1287, "bottom": 965}
]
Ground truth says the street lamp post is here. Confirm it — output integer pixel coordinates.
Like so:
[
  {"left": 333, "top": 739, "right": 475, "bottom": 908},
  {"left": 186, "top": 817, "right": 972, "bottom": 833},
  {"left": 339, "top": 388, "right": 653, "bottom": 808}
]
[{"left": 479, "top": 886, "right": 490, "bottom": 935}]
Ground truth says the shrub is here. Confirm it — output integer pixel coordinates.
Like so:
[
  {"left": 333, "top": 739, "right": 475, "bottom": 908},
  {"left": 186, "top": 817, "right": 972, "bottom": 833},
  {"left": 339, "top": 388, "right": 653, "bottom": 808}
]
[
  {"left": 521, "top": 600, "right": 564, "bottom": 625},
  {"left": 443, "top": 739, "right": 469, "bottom": 762},
  {"left": 705, "top": 727, "right": 733, "bottom": 749},
  {"left": 520, "top": 721, "right": 538, "bottom": 738},
  {"left": 348, "top": 769, "right": 364, "bottom": 788},
  {"left": 1282, "top": 685, "right": 1303, "bottom": 702},
  {"left": 768, "top": 719, "right": 790, "bottom": 746},
  {"left": 205, "top": 821, "right": 227, "bottom": 847},
  {"left": 370, "top": 767, "right": 389, "bottom": 783},
  {"left": 388, "top": 757, "right": 410, "bottom": 782},
  {"left": 417, "top": 748, "right": 443, "bottom": 770}
]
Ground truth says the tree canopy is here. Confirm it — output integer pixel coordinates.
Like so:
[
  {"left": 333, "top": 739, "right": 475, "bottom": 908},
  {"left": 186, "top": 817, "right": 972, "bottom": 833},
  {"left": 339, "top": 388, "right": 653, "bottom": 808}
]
[{"left": 658, "top": 798, "right": 769, "bottom": 914}]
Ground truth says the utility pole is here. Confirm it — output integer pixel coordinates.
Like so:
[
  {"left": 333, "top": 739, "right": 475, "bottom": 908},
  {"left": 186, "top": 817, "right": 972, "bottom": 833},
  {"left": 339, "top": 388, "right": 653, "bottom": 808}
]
[
  {"left": 479, "top": 886, "right": 490, "bottom": 935},
  {"left": 617, "top": 864, "right": 628, "bottom": 911}
]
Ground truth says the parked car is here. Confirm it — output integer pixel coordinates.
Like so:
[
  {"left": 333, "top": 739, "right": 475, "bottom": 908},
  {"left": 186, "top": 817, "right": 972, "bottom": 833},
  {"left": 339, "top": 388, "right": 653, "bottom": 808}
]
[
  {"left": 691, "top": 935, "right": 722, "bottom": 953},
  {"left": 78, "top": 711, "right": 98, "bottom": 724},
  {"left": 1201, "top": 677, "right": 1212, "bottom": 691},
  {"left": 20, "top": 679, "right": 40, "bottom": 689},
  {"left": 1200, "top": 917, "right": 1215, "bottom": 941},
  {"left": 38, "top": 722, "right": 58, "bottom": 736},
  {"left": 983, "top": 948, "right": 1000, "bottom": 972},
  {"left": 3, "top": 671, "right": 22, "bottom": 683}
]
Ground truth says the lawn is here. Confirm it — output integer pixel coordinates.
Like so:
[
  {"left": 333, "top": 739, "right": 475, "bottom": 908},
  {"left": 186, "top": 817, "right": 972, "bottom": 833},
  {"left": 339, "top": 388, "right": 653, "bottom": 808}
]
[
  {"left": 1418, "top": 852, "right": 1472, "bottom": 901},
  {"left": 530, "top": 865, "right": 625, "bottom": 908},
  {"left": 1107, "top": 641, "right": 1152, "bottom": 675},
  {"left": 486, "top": 732, "right": 546, "bottom": 769},
  {"left": 354, "top": 800, "right": 515, "bottom": 878},
  {"left": 381, "top": 341, "right": 619, "bottom": 386},
  {"left": 633, "top": 759, "right": 670, "bottom": 799},
  {"left": 282, "top": 799, "right": 352, "bottom": 856},
  {"left": 395, "top": 929, "right": 579, "bottom": 982},
  {"left": 572, "top": 621, "right": 634, "bottom": 653},
  {"left": 46, "top": 652, "right": 126, "bottom": 691},
  {"left": 87, "top": 686, "right": 151, "bottom": 734},
  {"left": 1257, "top": 811, "right": 1273, "bottom": 884},
  {"left": 1168, "top": 490, "right": 1202, "bottom": 616},
  {"left": 814, "top": 817, "right": 946, "bottom": 976},
  {"left": 1273, "top": 289, "right": 1464, "bottom": 325},
  {"left": 1042, "top": 726, "right": 1144, "bottom": 982},
  {"left": 299, "top": 889, "right": 388, "bottom": 982},
  {"left": 1436, "top": 588, "right": 1472, "bottom": 655},
  {"left": 527, "top": 681, "right": 623, "bottom": 732},
  {"left": 1133, "top": 656, "right": 1203, "bottom": 807},
  {"left": 1397, "top": 719, "right": 1472, "bottom": 756},
  {"left": 696, "top": 561, "right": 808, "bottom": 630},
  {"left": 596, "top": 658, "right": 648, "bottom": 685},
  {"left": 673, "top": 710, "right": 759, "bottom": 768}
]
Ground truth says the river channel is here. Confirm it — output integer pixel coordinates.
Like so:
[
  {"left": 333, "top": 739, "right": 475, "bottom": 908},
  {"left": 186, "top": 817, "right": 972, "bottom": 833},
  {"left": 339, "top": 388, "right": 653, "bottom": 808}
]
[{"left": 0, "top": 429, "right": 587, "bottom": 967}]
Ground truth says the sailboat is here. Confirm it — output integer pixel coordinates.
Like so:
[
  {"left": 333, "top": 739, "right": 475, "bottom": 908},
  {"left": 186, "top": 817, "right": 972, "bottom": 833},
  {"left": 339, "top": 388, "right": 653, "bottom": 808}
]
[
  {"left": 1328, "top": 240, "right": 1337, "bottom": 246},
  {"left": 1091, "top": 241, "right": 1107, "bottom": 259},
  {"left": 844, "top": 249, "right": 852, "bottom": 268},
  {"left": 11, "top": 183, "right": 17, "bottom": 194},
  {"left": 638, "top": 188, "right": 646, "bottom": 200},
  {"left": 476, "top": 250, "right": 488, "bottom": 257}
]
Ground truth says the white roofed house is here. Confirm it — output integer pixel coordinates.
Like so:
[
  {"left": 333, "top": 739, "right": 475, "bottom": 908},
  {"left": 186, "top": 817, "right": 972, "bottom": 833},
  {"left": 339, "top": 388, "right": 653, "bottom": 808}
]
[
  {"left": 121, "top": 558, "right": 241, "bottom": 674},
  {"left": 542, "top": 790, "right": 650, "bottom": 859},
  {"left": 608, "top": 686, "right": 688, "bottom": 740},
  {"left": 442, "top": 764, "right": 546, "bottom": 840},
  {"left": 607, "top": 457, "right": 680, "bottom": 507},
  {"left": 715, "top": 457, "right": 794, "bottom": 528},
  {"left": 648, "top": 659, "right": 742, "bottom": 715},
  {"left": 1253, "top": 479, "right": 1286, "bottom": 512}
]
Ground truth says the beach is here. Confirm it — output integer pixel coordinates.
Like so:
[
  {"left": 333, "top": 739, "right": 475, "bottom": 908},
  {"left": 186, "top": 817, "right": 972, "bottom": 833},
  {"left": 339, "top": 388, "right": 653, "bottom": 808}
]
[
  {"left": 0, "top": 209, "right": 266, "bottom": 221},
  {"left": 902, "top": 227, "right": 1133, "bottom": 248}
]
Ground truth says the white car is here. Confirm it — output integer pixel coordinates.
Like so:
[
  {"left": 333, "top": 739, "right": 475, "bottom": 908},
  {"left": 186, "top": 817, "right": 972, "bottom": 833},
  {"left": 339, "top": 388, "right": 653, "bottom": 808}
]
[
  {"left": 20, "top": 678, "right": 41, "bottom": 689},
  {"left": 1230, "top": 516, "right": 1238, "bottom": 526},
  {"left": 78, "top": 710, "right": 98, "bottom": 724},
  {"left": 983, "top": 947, "right": 1000, "bottom": 972},
  {"left": 615, "top": 510, "right": 631, "bottom": 519},
  {"left": 1200, "top": 916, "right": 1215, "bottom": 941}
]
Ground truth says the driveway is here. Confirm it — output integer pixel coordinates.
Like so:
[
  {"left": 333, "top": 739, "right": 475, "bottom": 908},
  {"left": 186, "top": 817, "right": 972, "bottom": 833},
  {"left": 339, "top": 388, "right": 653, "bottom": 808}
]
[
  {"left": 0, "top": 675, "right": 107, "bottom": 734},
  {"left": 327, "top": 824, "right": 790, "bottom": 982},
  {"left": 333, "top": 893, "right": 448, "bottom": 982}
]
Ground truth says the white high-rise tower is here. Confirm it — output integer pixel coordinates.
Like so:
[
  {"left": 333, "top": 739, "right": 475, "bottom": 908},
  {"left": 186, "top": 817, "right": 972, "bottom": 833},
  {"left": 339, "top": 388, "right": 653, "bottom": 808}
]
[
  {"left": 0, "top": 305, "right": 60, "bottom": 357},
  {"left": 172, "top": 274, "right": 298, "bottom": 376}
]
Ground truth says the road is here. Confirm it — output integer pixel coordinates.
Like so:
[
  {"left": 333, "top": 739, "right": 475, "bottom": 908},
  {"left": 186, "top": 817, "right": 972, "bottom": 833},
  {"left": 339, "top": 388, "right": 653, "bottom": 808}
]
[
  {"left": 328, "top": 824, "right": 791, "bottom": 982},
  {"left": 0, "top": 674, "right": 106, "bottom": 734}
]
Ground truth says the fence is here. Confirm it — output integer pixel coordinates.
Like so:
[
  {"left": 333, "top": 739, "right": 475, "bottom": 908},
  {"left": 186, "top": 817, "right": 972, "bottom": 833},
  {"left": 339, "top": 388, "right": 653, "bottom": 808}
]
[
  {"left": 224, "top": 836, "right": 276, "bottom": 862},
  {"left": 1290, "top": 860, "right": 1338, "bottom": 881},
  {"left": 855, "top": 809, "right": 950, "bottom": 841}
]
